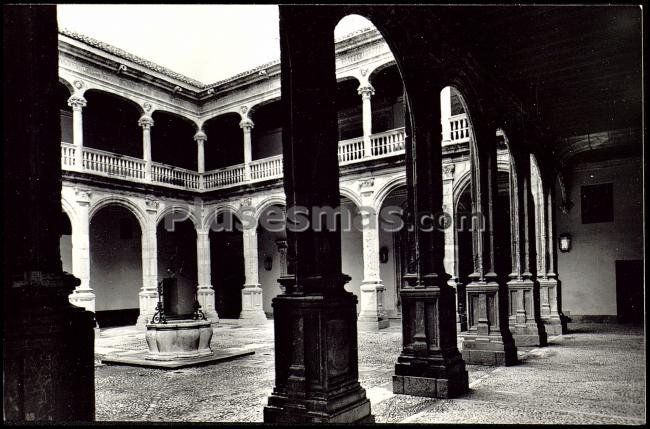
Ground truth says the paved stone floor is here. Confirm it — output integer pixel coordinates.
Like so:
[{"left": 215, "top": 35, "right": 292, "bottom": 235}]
[{"left": 94, "top": 321, "right": 645, "bottom": 424}]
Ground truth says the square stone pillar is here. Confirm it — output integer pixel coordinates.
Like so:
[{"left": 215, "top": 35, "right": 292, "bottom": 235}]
[
  {"left": 461, "top": 123, "right": 518, "bottom": 366},
  {"left": 264, "top": 8, "right": 372, "bottom": 422},
  {"left": 3, "top": 5, "right": 95, "bottom": 421},
  {"left": 506, "top": 150, "right": 547, "bottom": 347},
  {"left": 392, "top": 83, "right": 468, "bottom": 398}
]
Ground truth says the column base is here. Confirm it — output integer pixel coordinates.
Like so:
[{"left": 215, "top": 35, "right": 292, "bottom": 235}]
[
  {"left": 357, "top": 316, "right": 390, "bottom": 331},
  {"left": 240, "top": 285, "right": 266, "bottom": 324},
  {"left": 264, "top": 391, "right": 373, "bottom": 423},
  {"left": 542, "top": 318, "right": 566, "bottom": 336},
  {"left": 68, "top": 288, "right": 95, "bottom": 313},
  {"left": 4, "top": 272, "right": 95, "bottom": 421},
  {"left": 393, "top": 373, "right": 468, "bottom": 399},
  {"left": 263, "top": 291, "right": 372, "bottom": 423},
  {"left": 461, "top": 333, "right": 519, "bottom": 366},
  {"left": 511, "top": 325, "right": 548, "bottom": 347}
]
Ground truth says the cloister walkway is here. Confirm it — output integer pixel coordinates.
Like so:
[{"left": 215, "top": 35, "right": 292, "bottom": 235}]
[{"left": 94, "top": 321, "right": 645, "bottom": 424}]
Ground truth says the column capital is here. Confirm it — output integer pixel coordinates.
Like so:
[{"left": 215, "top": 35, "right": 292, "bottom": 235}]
[
  {"left": 138, "top": 115, "right": 154, "bottom": 130},
  {"left": 442, "top": 163, "right": 456, "bottom": 180},
  {"left": 239, "top": 117, "right": 254, "bottom": 130},
  {"left": 357, "top": 84, "right": 375, "bottom": 99},
  {"left": 193, "top": 130, "right": 207, "bottom": 142},
  {"left": 67, "top": 94, "right": 87, "bottom": 111}
]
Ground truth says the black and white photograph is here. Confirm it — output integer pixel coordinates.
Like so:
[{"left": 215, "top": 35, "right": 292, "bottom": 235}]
[{"left": 2, "top": 3, "right": 645, "bottom": 425}]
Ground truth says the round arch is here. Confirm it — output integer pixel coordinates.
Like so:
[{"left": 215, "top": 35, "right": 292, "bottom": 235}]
[
  {"left": 339, "top": 186, "right": 363, "bottom": 210},
  {"left": 202, "top": 204, "right": 244, "bottom": 231},
  {"left": 155, "top": 205, "right": 201, "bottom": 231},
  {"left": 373, "top": 173, "right": 407, "bottom": 210},
  {"left": 254, "top": 195, "right": 287, "bottom": 222},
  {"left": 89, "top": 196, "right": 147, "bottom": 233}
]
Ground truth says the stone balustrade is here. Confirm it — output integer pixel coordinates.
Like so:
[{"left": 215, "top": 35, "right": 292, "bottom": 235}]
[{"left": 61, "top": 116, "right": 469, "bottom": 192}]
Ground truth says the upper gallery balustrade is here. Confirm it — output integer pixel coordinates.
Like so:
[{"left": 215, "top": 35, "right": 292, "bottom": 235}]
[{"left": 61, "top": 115, "right": 470, "bottom": 192}]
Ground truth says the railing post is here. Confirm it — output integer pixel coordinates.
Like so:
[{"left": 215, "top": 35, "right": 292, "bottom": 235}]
[{"left": 138, "top": 115, "right": 154, "bottom": 183}]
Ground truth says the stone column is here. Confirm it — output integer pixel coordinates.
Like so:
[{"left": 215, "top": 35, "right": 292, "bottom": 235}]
[
  {"left": 138, "top": 115, "right": 154, "bottom": 182},
  {"left": 276, "top": 240, "right": 288, "bottom": 293},
  {"left": 240, "top": 226, "right": 266, "bottom": 323},
  {"left": 196, "top": 228, "right": 219, "bottom": 324},
  {"left": 3, "top": 5, "right": 95, "bottom": 421},
  {"left": 538, "top": 180, "right": 566, "bottom": 334},
  {"left": 67, "top": 94, "right": 86, "bottom": 170},
  {"left": 136, "top": 201, "right": 159, "bottom": 328},
  {"left": 461, "top": 120, "right": 518, "bottom": 366},
  {"left": 506, "top": 150, "right": 547, "bottom": 346},
  {"left": 240, "top": 118, "right": 254, "bottom": 181},
  {"left": 358, "top": 83, "right": 375, "bottom": 158},
  {"left": 392, "top": 81, "right": 469, "bottom": 399},
  {"left": 357, "top": 196, "right": 388, "bottom": 331},
  {"left": 264, "top": 8, "right": 371, "bottom": 422},
  {"left": 68, "top": 188, "right": 95, "bottom": 313},
  {"left": 442, "top": 163, "right": 466, "bottom": 332},
  {"left": 194, "top": 130, "right": 207, "bottom": 174}
]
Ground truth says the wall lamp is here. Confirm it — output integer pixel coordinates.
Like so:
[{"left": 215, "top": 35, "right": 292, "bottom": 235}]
[
  {"left": 379, "top": 246, "right": 389, "bottom": 263},
  {"left": 558, "top": 233, "right": 572, "bottom": 253}
]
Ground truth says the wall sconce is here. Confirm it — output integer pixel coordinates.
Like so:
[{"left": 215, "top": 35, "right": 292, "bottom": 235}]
[
  {"left": 379, "top": 246, "right": 389, "bottom": 263},
  {"left": 264, "top": 255, "right": 273, "bottom": 271},
  {"left": 558, "top": 233, "right": 572, "bottom": 253}
]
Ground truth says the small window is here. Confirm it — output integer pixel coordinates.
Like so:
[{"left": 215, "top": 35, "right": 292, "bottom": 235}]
[
  {"left": 119, "top": 218, "right": 133, "bottom": 240},
  {"left": 581, "top": 183, "right": 613, "bottom": 224}
]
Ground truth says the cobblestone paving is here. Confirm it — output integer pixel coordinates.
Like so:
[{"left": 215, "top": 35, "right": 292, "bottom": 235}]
[{"left": 95, "top": 322, "right": 645, "bottom": 424}]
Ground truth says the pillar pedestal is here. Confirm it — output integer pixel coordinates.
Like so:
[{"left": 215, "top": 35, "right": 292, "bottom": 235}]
[
  {"left": 462, "top": 279, "right": 518, "bottom": 366},
  {"left": 393, "top": 284, "right": 469, "bottom": 398},
  {"left": 507, "top": 279, "right": 548, "bottom": 346},
  {"left": 264, "top": 292, "right": 373, "bottom": 423},
  {"left": 197, "top": 285, "right": 219, "bottom": 325},
  {"left": 4, "top": 272, "right": 95, "bottom": 421},
  {"left": 240, "top": 284, "right": 267, "bottom": 323},
  {"left": 357, "top": 281, "right": 389, "bottom": 331},
  {"left": 538, "top": 277, "right": 565, "bottom": 335}
]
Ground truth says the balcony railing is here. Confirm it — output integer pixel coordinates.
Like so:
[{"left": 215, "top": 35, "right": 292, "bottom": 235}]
[{"left": 61, "top": 114, "right": 470, "bottom": 192}]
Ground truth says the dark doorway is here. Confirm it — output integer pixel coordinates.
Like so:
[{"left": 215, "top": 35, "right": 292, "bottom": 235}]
[
  {"left": 615, "top": 260, "right": 643, "bottom": 323},
  {"left": 210, "top": 218, "right": 245, "bottom": 319}
]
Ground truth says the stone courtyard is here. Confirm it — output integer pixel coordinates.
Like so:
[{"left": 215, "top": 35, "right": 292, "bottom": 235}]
[{"left": 94, "top": 322, "right": 645, "bottom": 424}]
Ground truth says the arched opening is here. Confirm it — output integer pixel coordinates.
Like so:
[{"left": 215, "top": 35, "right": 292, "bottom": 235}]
[
  {"left": 210, "top": 211, "right": 245, "bottom": 318},
  {"left": 336, "top": 77, "right": 363, "bottom": 140},
  {"left": 90, "top": 204, "right": 142, "bottom": 327},
  {"left": 378, "top": 183, "right": 407, "bottom": 319},
  {"left": 151, "top": 111, "right": 197, "bottom": 170},
  {"left": 58, "top": 82, "right": 73, "bottom": 144},
  {"left": 203, "top": 113, "right": 244, "bottom": 171},
  {"left": 157, "top": 213, "right": 198, "bottom": 317},
  {"left": 455, "top": 180, "right": 473, "bottom": 331},
  {"left": 368, "top": 64, "right": 405, "bottom": 134},
  {"left": 59, "top": 210, "right": 73, "bottom": 273},
  {"left": 83, "top": 89, "right": 142, "bottom": 158},
  {"left": 250, "top": 100, "right": 283, "bottom": 160},
  {"left": 256, "top": 203, "right": 286, "bottom": 316}
]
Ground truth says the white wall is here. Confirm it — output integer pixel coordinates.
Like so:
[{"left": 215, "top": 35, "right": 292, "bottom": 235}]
[
  {"left": 60, "top": 234, "right": 72, "bottom": 272},
  {"left": 556, "top": 156, "right": 643, "bottom": 316},
  {"left": 90, "top": 208, "right": 142, "bottom": 312},
  {"left": 258, "top": 227, "right": 284, "bottom": 315}
]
